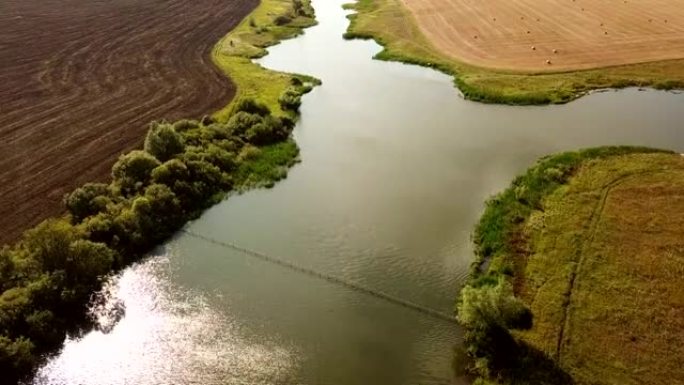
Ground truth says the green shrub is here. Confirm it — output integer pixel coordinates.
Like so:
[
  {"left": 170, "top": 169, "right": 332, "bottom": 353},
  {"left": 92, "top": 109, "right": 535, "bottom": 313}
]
[
  {"left": 65, "top": 183, "right": 112, "bottom": 223},
  {"left": 144, "top": 123, "right": 185, "bottom": 162},
  {"left": 151, "top": 159, "right": 190, "bottom": 186},
  {"left": 234, "top": 98, "right": 270, "bottom": 116},
  {"left": 245, "top": 115, "right": 290, "bottom": 145},
  {"left": 226, "top": 111, "right": 263, "bottom": 136},
  {"left": 112, "top": 150, "right": 161, "bottom": 195},
  {"left": 172, "top": 119, "right": 199, "bottom": 132},
  {"left": 0, "top": 336, "right": 35, "bottom": 382},
  {"left": 278, "top": 87, "right": 302, "bottom": 111}
]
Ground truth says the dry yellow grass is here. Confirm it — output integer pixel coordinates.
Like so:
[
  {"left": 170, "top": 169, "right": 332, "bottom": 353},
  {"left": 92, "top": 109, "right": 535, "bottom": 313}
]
[
  {"left": 400, "top": 0, "right": 684, "bottom": 72},
  {"left": 519, "top": 153, "right": 684, "bottom": 384},
  {"left": 345, "top": 0, "right": 684, "bottom": 103}
]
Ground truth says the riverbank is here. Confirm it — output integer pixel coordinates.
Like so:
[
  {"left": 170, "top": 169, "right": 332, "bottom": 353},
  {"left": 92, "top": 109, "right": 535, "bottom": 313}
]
[
  {"left": 0, "top": 1, "right": 320, "bottom": 381},
  {"left": 211, "top": 0, "right": 320, "bottom": 121},
  {"left": 458, "top": 147, "right": 684, "bottom": 384},
  {"left": 343, "top": 0, "right": 684, "bottom": 104}
]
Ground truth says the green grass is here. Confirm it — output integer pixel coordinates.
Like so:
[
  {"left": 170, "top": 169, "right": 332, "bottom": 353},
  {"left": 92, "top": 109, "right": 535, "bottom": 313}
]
[
  {"left": 462, "top": 147, "right": 684, "bottom": 384},
  {"left": 212, "top": 0, "right": 320, "bottom": 121},
  {"left": 234, "top": 140, "right": 300, "bottom": 188},
  {"left": 343, "top": 0, "right": 684, "bottom": 105}
]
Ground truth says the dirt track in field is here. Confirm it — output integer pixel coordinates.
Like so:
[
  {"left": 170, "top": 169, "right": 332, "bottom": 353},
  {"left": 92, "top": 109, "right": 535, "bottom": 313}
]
[
  {"left": 400, "top": 0, "right": 684, "bottom": 71},
  {"left": 0, "top": 0, "right": 256, "bottom": 245}
]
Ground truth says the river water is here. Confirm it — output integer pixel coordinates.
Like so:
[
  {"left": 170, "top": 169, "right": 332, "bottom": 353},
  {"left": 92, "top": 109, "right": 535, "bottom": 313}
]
[{"left": 31, "top": 0, "right": 684, "bottom": 384}]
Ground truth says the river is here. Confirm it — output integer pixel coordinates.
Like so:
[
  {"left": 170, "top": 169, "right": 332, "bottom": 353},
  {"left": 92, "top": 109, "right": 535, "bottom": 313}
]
[{"left": 31, "top": 0, "right": 684, "bottom": 384}]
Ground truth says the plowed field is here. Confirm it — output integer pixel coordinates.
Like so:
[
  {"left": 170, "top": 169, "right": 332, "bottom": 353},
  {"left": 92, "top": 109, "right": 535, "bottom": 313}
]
[
  {"left": 400, "top": 0, "right": 684, "bottom": 71},
  {"left": 0, "top": 0, "right": 256, "bottom": 245}
]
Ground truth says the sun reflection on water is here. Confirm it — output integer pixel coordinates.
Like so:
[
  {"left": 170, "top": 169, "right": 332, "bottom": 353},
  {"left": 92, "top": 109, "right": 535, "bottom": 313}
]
[{"left": 32, "top": 255, "right": 298, "bottom": 385}]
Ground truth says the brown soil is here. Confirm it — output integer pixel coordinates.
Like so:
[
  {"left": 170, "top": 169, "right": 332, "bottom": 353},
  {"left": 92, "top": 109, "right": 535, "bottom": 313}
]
[
  {"left": 0, "top": 0, "right": 257, "bottom": 245},
  {"left": 400, "top": 0, "right": 684, "bottom": 71}
]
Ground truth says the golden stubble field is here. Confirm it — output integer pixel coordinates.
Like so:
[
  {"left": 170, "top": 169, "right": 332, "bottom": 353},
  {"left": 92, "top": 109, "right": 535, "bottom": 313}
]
[
  {"left": 400, "top": 0, "right": 684, "bottom": 71},
  {"left": 520, "top": 153, "right": 684, "bottom": 384}
]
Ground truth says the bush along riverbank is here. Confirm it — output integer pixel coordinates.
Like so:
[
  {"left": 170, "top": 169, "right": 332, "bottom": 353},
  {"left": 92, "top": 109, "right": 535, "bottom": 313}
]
[
  {"left": 0, "top": 96, "right": 316, "bottom": 381},
  {"left": 342, "top": 0, "right": 684, "bottom": 105},
  {"left": 0, "top": 0, "right": 320, "bottom": 380},
  {"left": 0, "top": 97, "right": 314, "bottom": 382},
  {"left": 456, "top": 146, "right": 673, "bottom": 384}
]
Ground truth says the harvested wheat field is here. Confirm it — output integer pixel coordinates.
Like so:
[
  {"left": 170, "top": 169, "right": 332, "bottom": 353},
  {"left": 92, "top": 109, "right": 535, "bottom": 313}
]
[
  {"left": 0, "top": 0, "right": 256, "bottom": 245},
  {"left": 518, "top": 152, "right": 684, "bottom": 384},
  {"left": 400, "top": 0, "right": 684, "bottom": 71}
]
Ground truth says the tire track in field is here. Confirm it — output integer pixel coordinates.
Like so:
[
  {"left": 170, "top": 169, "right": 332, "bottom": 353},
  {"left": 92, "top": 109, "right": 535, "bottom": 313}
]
[{"left": 555, "top": 170, "right": 657, "bottom": 362}]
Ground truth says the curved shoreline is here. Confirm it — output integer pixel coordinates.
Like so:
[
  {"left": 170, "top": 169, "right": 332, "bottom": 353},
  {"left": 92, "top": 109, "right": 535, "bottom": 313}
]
[
  {"left": 210, "top": 0, "right": 321, "bottom": 121},
  {"left": 343, "top": 0, "right": 684, "bottom": 105},
  {"left": 457, "top": 146, "right": 682, "bottom": 384}
]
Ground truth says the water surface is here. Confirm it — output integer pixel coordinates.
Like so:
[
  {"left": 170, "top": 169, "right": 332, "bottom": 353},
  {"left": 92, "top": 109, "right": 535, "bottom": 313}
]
[{"left": 32, "top": 0, "right": 684, "bottom": 384}]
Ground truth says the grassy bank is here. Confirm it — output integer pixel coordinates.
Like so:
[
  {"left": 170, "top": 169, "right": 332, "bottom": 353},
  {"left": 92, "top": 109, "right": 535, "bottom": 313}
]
[
  {"left": 212, "top": 0, "right": 320, "bottom": 121},
  {"left": 0, "top": 0, "right": 320, "bottom": 381},
  {"left": 343, "top": 0, "right": 684, "bottom": 105},
  {"left": 458, "top": 147, "right": 684, "bottom": 384}
]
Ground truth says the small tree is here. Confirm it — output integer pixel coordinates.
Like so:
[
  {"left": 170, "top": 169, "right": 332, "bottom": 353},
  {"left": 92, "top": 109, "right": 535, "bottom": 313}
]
[
  {"left": 151, "top": 159, "right": 190, "bottom": 186},
  {"left": 245, "top": 115, "right": 290, "bottom": 145},
  {"left": 234, "top": 98, "right": 270, "bottom": 116},
  {"left": 226, "top": 111, "right": 263, "bottom": 136},
  {"left": 144, "top": 123, "right": 185, "bottom": 162},
  {"left": 457, "top": 278, "right": 532, "bottom": 371},
  {"left": 112, "top": 151, "right": 161, "bottom": 194},
  {"left": 278, "top": 88, "right": 302, "bottom": 111},
  {"left": 64, "top": 183, "right": 111, "bottom": 223}
]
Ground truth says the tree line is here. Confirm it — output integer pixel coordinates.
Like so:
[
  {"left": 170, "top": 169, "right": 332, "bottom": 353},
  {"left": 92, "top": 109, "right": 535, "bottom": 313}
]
[{"left": 0, "top": 88, "right": 310, "bottom": 382}]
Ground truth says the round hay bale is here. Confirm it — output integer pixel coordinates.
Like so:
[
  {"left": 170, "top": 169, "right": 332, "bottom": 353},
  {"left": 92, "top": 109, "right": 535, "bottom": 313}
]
[
  {"left": 531, "top": 46, "right": 536, "bottom": 50},
  {"left": 546, "top": 59, "right": 552, "bottom": 65},
  {"left": 553, "top": 48, "right": 558, "bottom": 54}
]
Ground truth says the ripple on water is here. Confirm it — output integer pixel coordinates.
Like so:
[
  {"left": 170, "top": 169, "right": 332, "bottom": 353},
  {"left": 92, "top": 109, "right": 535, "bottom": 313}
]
[{"left": 31, "top": 256, "right": 299, "bottom": 385}]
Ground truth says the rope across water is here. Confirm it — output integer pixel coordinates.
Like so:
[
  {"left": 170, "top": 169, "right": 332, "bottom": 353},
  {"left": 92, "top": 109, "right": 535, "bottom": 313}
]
[{"left": 181, "top": 230, "right": 459, "bottom": 325}]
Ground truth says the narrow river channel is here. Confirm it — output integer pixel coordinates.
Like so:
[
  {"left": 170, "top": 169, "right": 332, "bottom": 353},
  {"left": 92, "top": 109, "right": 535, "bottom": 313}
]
[{"left": 31, "top": 0, "right": 684, "bottom": 384}]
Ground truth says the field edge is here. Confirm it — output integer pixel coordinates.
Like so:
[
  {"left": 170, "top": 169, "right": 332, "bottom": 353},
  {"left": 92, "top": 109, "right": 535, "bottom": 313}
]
[
  {"left": 457, "top": 146, "right": 681, "bottom": 384},
  {"left": 343, "top": 0, "right": 684, "bottom": 105}
]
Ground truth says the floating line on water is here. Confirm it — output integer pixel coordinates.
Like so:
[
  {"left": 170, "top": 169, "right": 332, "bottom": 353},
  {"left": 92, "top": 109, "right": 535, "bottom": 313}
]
[{"left": 181, "top": 230, "right": 459, "bottom": 325}]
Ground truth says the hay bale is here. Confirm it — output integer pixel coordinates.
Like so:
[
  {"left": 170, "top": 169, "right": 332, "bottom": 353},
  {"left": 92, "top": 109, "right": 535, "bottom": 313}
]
[
  {"left": 546, "top": 59, "right": 552, "bottom": 65},
  {"left": 553, "top": 48, "right": 558, "bottom": 54},
  {"left": 531, "top": 46, "right": 536, "bottom": 50}
]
